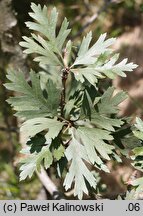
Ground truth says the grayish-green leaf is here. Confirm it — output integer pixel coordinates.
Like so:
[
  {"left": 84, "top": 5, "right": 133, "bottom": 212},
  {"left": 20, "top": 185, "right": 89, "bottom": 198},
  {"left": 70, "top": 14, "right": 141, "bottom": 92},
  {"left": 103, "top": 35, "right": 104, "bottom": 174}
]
[
  {"left": 20, "top": 3, "right": 71, "bottom": 66},
  {"left": 98, "top": 87, "right": 127, "bottom": 115},
  {"left": 135, "top": 117, "right": 143, "bottom": 132},
  {"left": 95, "top": 54, "right": 138, "bottom": 79},
  {"left": 77, "top": 127, "right": 113, "bottom": 165},
  {"left": 132, "top": 147, "right": 143, "bottom": 156},
  {"left": 20, "top": 146, "right": 53, "bottom": 181},
  {"left": 5, "top": 70, "right": 60, "bottom": 119},
  {"left": 20, "top": 35, "right": 62, "bottom": 66},
  {"left": 71, "top": 67, "right": 103, "bottom": 85},
  {"left": 91, "top": 112, "right": 124, "bottom": 131},
  {"left": 63, "top": 40, "right": 72, "bottom": 67},
  {"left": 72, "top": 33, "right": 116, "bottom": 66},
  {"left": 64, "top": 128, "right": 96, "bottom": 199},
  {"left": 21, "top": 117, "right": 64, "bottom": 143},
  {"left": 71, "top": 34, "right": 137, "bottom": 85},
  {"left": 53, "top": 145, "right": 65, "bottom": 161}
]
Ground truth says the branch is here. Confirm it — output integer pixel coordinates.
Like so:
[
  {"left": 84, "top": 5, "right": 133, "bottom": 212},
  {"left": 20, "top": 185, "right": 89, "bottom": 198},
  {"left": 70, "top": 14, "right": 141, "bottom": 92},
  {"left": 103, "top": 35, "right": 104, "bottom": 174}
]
[
  {"left": 71, "top": 0, "right": 113, "bottom": 40},
  {"left": 37, "top": 167, "right": 64, "bottom": 200},
  {"left": 0, "top": 126, "right": 18, "bottom": 133},
  {"left": 70, "top": 0, "right": 92, "bottom": 26},
  {"left": 60, "top": 68, "right": 70, "bottom": 117}
]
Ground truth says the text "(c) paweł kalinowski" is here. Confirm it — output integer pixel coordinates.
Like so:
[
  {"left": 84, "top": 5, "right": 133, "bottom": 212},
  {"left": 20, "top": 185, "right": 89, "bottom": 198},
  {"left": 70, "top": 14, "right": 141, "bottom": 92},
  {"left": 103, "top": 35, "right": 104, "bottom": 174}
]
[{"left": 20, "top": 203, "right": 104, "bottom": 212}]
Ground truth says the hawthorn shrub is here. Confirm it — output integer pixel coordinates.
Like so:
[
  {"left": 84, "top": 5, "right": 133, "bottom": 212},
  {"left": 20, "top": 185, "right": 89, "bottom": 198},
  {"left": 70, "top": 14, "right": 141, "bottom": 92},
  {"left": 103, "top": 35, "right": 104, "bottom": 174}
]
[{"left": 4, "top": 3, "right": 143, "bottom": 199}]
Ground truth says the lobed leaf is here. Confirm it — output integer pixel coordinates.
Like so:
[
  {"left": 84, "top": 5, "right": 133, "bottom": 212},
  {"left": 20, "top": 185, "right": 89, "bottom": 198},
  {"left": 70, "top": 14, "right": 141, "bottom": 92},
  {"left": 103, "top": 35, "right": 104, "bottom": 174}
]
[
  {"left": 21, "top": 117, "right": 64, "bottom": 143},
  {"left": 5, "top": 70, "right": 60, "bottom": 119},
  {"left": 20, "top": 146, "right": 53, "bottom": 181},
  {"left": 77, "top": 127, "right": 113, "bottom": 166},
  {"left": 98, "top": 87, "right": 127, "bottom": 115},
  {"left": 71, "top": 33, "right": 137, "bottom": 86},
  {"left": 20, "top": 3, "right": 71, "bottom": 66},
  {"left": 72, "top": 32, "right": 115, "bottom": 66},
  {"left": 63, "top": 128, "right": 96, "bottom": 199}
]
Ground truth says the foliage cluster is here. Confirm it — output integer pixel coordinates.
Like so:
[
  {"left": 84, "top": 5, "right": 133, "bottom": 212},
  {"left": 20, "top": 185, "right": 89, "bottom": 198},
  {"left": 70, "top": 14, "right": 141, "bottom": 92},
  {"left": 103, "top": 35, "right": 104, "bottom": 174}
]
[{"left": 5, "top": 3, "right": 143, "bottom": 199}]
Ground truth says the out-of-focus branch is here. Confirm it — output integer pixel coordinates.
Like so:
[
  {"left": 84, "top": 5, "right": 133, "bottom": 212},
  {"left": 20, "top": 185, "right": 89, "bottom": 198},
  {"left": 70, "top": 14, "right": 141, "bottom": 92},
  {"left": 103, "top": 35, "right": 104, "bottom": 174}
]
[
  {"left": 37, "top": 167, "right": 64, "bottom": 200},
  {"left": 70, "top": 0, "right": 91, "bottom": 26},
  {"left": 0, "top": 70, "right": 15, "bottom": 155},
  {"left": 0, "top": 126, "right": 18, "bottom": 133},
  {"left": 71, "top": 0, "right": 113, "bottom": 40}
]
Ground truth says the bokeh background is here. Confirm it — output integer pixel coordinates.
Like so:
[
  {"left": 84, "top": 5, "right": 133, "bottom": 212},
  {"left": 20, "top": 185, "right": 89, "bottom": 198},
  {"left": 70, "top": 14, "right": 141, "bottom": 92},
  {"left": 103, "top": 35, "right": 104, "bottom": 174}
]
[{"left": 0, "top": 0, "right": 143, "bottom": 199}]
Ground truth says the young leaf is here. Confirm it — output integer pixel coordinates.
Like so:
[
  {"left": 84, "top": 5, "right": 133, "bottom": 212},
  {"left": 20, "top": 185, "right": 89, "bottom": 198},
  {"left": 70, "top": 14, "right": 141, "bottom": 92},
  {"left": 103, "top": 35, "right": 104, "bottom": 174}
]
[
  {"left": 20, "top": 3, "right": 71, "bottom": 66},
  {"left": 71, "top": 33, "right": 137, "bottom": 86},
  {"left": 71, "top": 67, "right": 103, "bottom": 85},
  {"left": 64, "top": 128, "right": 96, "bottom": 199},
  {"left": 89, "top": 87, "right": 127, "bottom": 131},
  {"left": 63, "top": 40, "right": 72, "bottom": 67},
  {"left": 98, "top": 87, "right": 127, "bottom": 115},
  {"left": 133, "top": 117, "right": 143, "bottom": 140},
  {"left": 72, "top": 32, "right": 116, "bottom": 66},
  {"left": 20, "top": 35, "right": 62, "bottom": 66},
  {"left": 132, "top": 118, "right": 143, "bottom": 158},
  {"left": 21, "top": 117, "right": 64, "bottom": 143},
  {"left": 91, "top": 113, "right": 124, "bottom": 131},
  {"left": 71, "top": 56, "right": 137, "bottom": 86},
  {"left": 130, "top": 118, "right": 143, "bottom": 173},
  {"left": 132, "top": 147, "right": 143, "bottom": 156},
  {"left": 44, "top": 79, "right": 61, "bottom": 114},
  {"left": 129, "top": 177, "right": 143, "bottom": 199},
  {"left": 77, "top": 127, "right": 113, "bottom": 168},
  {"left": 20, "top": 146, "right": 53, "bottom": 181},
  {"left": 53, "top": 145, "right": 65, "bottom": 161},
  {"left": 94, "top": 54, "right": 138, "bottom": 79},
  {"left": 5, "top": 70, "right": 60, "bottom": 119},
  {"left": 135, "top": 117, "right": 143, "bottom": 132}
]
